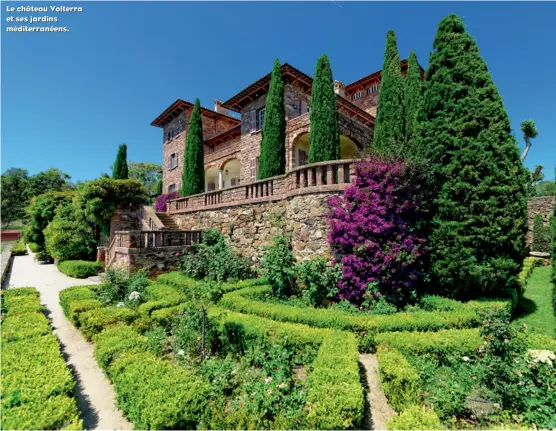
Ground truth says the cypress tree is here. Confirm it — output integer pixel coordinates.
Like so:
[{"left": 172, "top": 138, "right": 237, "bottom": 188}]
[
  {"left": 309, "top": 54, "right": 340, "bottom": 163},
  {"left": 182, "top": 99, "right": 205, "bottom": 196},
  {"left": 419, "top": 14, "right": 528, "bottom": 298},
  {"left": 112, "top": 144, "right": 129, "bottom": 179},
  {"left": 373, "top": 30, "right": 405, "bottom": 158},
  {"left": 258, "top": 59, "right": 286, "bottom": 179},
  {"left": 404, "top": 50, "right": 423, "bottom": 149}
]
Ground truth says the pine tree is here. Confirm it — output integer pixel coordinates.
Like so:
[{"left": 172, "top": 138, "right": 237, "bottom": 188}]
[
  {"left": 419, "top": 14, "right": 528, "bottom": 298},
  {"left": 404, "top": 51, "right": 423, "bottom": 149},
  {"left": 309, "top": 54, "right": 340, "bottom": 163},
  {"left": 373, "top": 30, "right": 405, "bottom": 158},
  {"left": 258, "top": 59, "right": 286, "bottom": 179},
  {"left": 182, "top": 99, "right": 205, "bottom": 196},
  {"left": 112, "top": 144, "right": 129, "bottom": 179}
]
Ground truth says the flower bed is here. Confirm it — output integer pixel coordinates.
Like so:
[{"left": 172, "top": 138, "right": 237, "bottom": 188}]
[{"left": 1, "top": 288, "right": 82, "bottom": 430}]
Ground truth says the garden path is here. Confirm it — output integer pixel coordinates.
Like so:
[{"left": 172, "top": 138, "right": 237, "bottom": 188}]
[
  {"left": 5, "top": 250, "right": 132, "bottom": 430},
  {"left": 359, "top": 353, "right": 395, "bottom": 430}
]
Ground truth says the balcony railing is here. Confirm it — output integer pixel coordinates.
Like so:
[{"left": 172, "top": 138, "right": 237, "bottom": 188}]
[{"left": 167, "top": 159, "right": 359, "bottom": 214}]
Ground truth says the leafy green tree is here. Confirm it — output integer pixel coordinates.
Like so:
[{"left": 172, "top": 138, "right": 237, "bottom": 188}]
[
  {"left": 532, "top": 214, "right": 551, "bottom": 253},
  {"left": 404, "top": 50, "right": 423, "bottom": 149},
  {"left": 373, "top": 30, "right": 405, "bottom": 158},
  {"left": 535, "top": 180, "right": 556, "bottom": 197},
  {"left": 27, "top": 168, "right": 73, "bottom": 197},
  {"left": 258, "top": 59, "right": 286, "bottom": 179},
  {"left": 418, "top": 14, "right": 528, "bottom": 298},
  {"left": 182, "top": 99, "right": 205, "bottom": 196},
  {"left": 1, "top": 168, "right": 30, "bottom": 228},
  {"left": 128, "top": 162, "right": 162, "bottom": 198},
  {"left": 309, "top": 54, "right": 340, "bottom": 163},
  {"left": 112, "top": 144, "right": 129, "bottom": 179}
]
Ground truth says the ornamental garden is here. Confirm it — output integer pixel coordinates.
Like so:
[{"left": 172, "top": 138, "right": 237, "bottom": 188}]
[{"left": 2, "top": 13, "right": 556, "bottom": 431}]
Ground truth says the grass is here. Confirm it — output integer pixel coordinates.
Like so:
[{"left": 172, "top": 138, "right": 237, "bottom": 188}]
[{"left": 515, "top": 266, "right": 556, "bottom": 337}]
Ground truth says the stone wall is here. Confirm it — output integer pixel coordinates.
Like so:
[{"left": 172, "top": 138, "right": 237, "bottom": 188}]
[
  {"left": 111, "top": 245, "right": 190, "bottom": 276},
  {"left": 527, "top": 196, "right": 555, "bottom": 245},
  {"left": 173, "top": 192, "right": 337, "bottom": 263}
]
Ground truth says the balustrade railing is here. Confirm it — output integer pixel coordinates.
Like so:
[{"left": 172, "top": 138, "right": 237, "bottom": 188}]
[
  {"left": 137, "top": 205, "right": 165, "bottom": 231},
  {"left": 167, "top": 159, "right": 358, "bottom": 214}
]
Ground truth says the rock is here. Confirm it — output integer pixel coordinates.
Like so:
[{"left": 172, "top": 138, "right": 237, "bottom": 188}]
[{"left": 530, "top": 251, "right": 550, "bottom": 258}]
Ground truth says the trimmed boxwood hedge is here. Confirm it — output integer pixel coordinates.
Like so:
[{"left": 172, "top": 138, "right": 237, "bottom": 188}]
[
  {"left": 11, "top": 240, "right": 27, "bottom": 256},
  {"left": 78, "top": 307, "right": 138, "bottom": 340},
  {"left": 387, "top": 405, "right": 444, "bottom": 430},
  {"left": 218, "top": 285, "right": 510, "bottom": 348},
  {"left": 156, "top": 271, "right": 267, "bottom": 294},
  {"left": 210, "top": 306, "right": 365, "bottom": 429},
  {"left": 59, "top": 285, "right": 101, "bottom": 325},
  {"left": 58, "top": 260, "right": 103, "bottom": 278},
  {"left": 1, "top": 288, "right": 82, "bottom": 430}
]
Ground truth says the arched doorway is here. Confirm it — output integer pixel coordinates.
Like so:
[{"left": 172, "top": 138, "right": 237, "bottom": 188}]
[
  {"left": 340, "top": 135, "right": 361, "bottom": 159},
  {"left": 222, "top": 158, "right": 241, "bottom": 188},
  {"left": 292, "top": 133, "right": 310, "bottom": 168},
  {"left": 205, "top": 166, "right": 218, "bottom": 192}
]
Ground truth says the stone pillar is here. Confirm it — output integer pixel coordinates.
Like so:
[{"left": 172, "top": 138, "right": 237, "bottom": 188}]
[
  {"left": 218, "top": 169, "right": 224, "bottom": 190},
  {"left": 97, "top": 247, "right": 107, "bottom": 263}
]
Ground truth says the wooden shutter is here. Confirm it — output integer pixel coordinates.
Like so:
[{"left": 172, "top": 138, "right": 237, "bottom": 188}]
[
  {"left": 300, "top": 100, "right": 306, "bottom": 115},
  {"left": 250, "top": 110, "right": 257, "bottom": 132}
]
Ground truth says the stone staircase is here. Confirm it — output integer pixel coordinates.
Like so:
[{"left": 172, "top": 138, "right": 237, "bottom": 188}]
[{"left": 156, "top": 213, "right": 180, "bottom": 230}]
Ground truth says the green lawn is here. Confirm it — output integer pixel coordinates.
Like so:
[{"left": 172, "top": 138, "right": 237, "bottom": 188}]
[{"left": 515, "top": 266, "right": 556, "bottom": 337}]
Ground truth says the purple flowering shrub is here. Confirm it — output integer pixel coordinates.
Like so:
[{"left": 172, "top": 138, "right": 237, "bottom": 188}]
[
  {"left": 155, "top": 192, "right": 181, "bottom": 212},
  {"left": 327, "top": 158, "right": 427, "bottom": 304}
]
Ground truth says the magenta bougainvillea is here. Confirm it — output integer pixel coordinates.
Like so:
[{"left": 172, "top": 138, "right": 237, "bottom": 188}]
[
  {"left": 155, "top": 192, "right": 181, "bottom": 212},
  {"left": 327, "top": 158, "right": 427, "bottom": 303}
]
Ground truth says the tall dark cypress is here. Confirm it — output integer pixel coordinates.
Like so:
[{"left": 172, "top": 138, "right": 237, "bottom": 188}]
[
  {"left": 309, "top": 54, "right": 340, "bottom": 163},
  {"left": 182, "top": 99, "right": 205, "bottom": 196},
  {"left": 404, "top": 50, "right": 423, "bottom": 149},
  {"left": 419, "top": 14, "right": 528, "bottom": 298},
  {"left": 112, "top": 144, "right": 129, "bottom": 179},
  {"left": 373, "top": 30, "right": 405, "bottom": 158},
  {"left": 258, "top": 59, "right": 286, "bottom": 179}
]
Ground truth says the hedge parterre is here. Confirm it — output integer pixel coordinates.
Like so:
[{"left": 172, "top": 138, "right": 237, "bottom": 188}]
[{"left": 1, "top": 288, "right": 82, "bottom": 430}]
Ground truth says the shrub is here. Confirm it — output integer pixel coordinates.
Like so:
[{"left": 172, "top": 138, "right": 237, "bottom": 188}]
[
  {"left": 1, "top": 288, "right": 82, "bottom": 430},
  {"left": 108, "top": 351, "right": 210, "bottom": 429},
  {"left": 261, "top": 234, "right": 296, "bottom": 297},
  {"left": 11, "top": 240, "right": 27, "bottom": 256},
  {"left": 180, "top": 228, "right": 253, "bottom": 282},
  {"left": 327, "top": 159, "right": 427, "bottom": 304},
  {"left": 98, "top": 268, "right": 150, "bottom": 305},
  {"left": 137, "top": 284, "right": 185, "bottom": 316},
  {"left": 157, "top": 271, "right": 265, "bottom": 294},
  {"left": 35, "top": 249, "right": 54, "bottom": 263},
  {"left": 93, "top": 326, "right": 148, "bottom": 370},
  {"left": 145, "top": 326, "right": 167, "bottom": 356},
  {"left": 387, "top": 405, "right": 444, "bottom": 430},
  {"left": 28, "top": 242, "right": 40, "bottom": 253},
  {"left": 78, "top": 307, "right": 138, "bottom": 340},
  {"left": 59, "top": 285, "right": 98, "bottom": 323},
  {"left": 58, "top": 260, "right": 103, "bottom": 278},
  {"left": 295, "top": 256, "right": 340, "bottom": 306},
  {"left": 377, "top": 345, "right": 421, "bottom": 411},
  {"left": 532, "top": 214, "right": 551, "bottom": 253},
  {"left": 155, "top": 192, "right": 181, "bottom": 212}
]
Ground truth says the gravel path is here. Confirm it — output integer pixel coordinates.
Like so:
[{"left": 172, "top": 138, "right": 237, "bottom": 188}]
[
  {"left": 4, "top": 251, "right": 131, "bottom": 430},
  {"left": 359, "top": 353, "right": 395, "bottom": 430}
]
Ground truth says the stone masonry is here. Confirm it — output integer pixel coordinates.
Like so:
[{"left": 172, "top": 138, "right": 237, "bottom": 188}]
[{"left": 527, "top": 196, "right": 555, "bottom": 245}]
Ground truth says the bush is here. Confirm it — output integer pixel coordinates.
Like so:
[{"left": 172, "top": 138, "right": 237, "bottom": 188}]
[
  {"left": 98, "top": 268, "right": 150, "bottom": 305},
  {"left": 218, "top": 285, "right": 509, "bottom": 349},
  {"left": 35, "top": 249, "right": 54, "bottom": 263},
  {"left": 327, "top": 159, "right": 427, "bottom": 304},
  {"left": 261, "top": 234, "right": 296, "bottom": 297},
  {"left": 387, "top": 405, "right": 444, "bottom": 430},
  {"left": 137, "top": 284, "right": 185, "bottom": 316},
  {"left": 377, "top": 345, "right": 421, "bottom": 411},
  {"left": 108, "top": 351, "right": 210, "bottom": 429},
  {"left": 58, "top": 260, "right": 103, "bottom": 278},
  {"left": 78, "top": 306, "right": 138, "bottom": 340},
  {"left": 157, "top": 271, "right": 265, "bottom": 295},
  {"left": 532, "top": 214, "right": 551, "bottom": 253},
  {"left": 295, "top": 256, "right": 340, "bottom": 306},
  {"left": 1, "top": 288, "right": 83, "bottom": 430},
  {"left": 180, "top": 228, "right": 253, "bottom": 282},
  {"left": 11, "top": 240, "right": 27, "bottom": 256},
  {"left": 93, "top": 326, "right": 148, "bottom": 370},
  {"left": 155, "top": 191, "right": 180, "bottom": 212},
  {"left": 28, "top": 242, "right": 40, "bottom": 253},
  {"left": 59, "top": 285, "right": 99, "bottom": 323}
]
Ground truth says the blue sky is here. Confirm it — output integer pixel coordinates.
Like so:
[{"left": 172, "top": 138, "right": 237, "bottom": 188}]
[{"left": 2, "top": 1, "right": 555, "bottom": 181}]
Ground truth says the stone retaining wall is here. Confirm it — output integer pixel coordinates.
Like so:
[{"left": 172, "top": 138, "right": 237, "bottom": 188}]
[
  {"left": 1, "top": 243, "right": 14, "bottom": 287},
  {"left": 527, "top": 196, "right": 555, "bottom": 245},
  {"left": 173, "top": 192, "right": 337, "bottom": 263},
  {"left": 111, "top": 245, "right": 191, "bottom": 275}
]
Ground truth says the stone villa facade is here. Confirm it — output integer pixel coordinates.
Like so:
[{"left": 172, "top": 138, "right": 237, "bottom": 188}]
[{"left": 152, "top": 60, "right": 416, "bottom": 194}]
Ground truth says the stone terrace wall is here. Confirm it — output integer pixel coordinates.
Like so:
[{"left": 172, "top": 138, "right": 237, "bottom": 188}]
[
  {"left": 527, "top": 196, "right": 555, "bottom": 245},
  {"left": 173, "top": 192, "right": 337, "bottom": 263}
]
